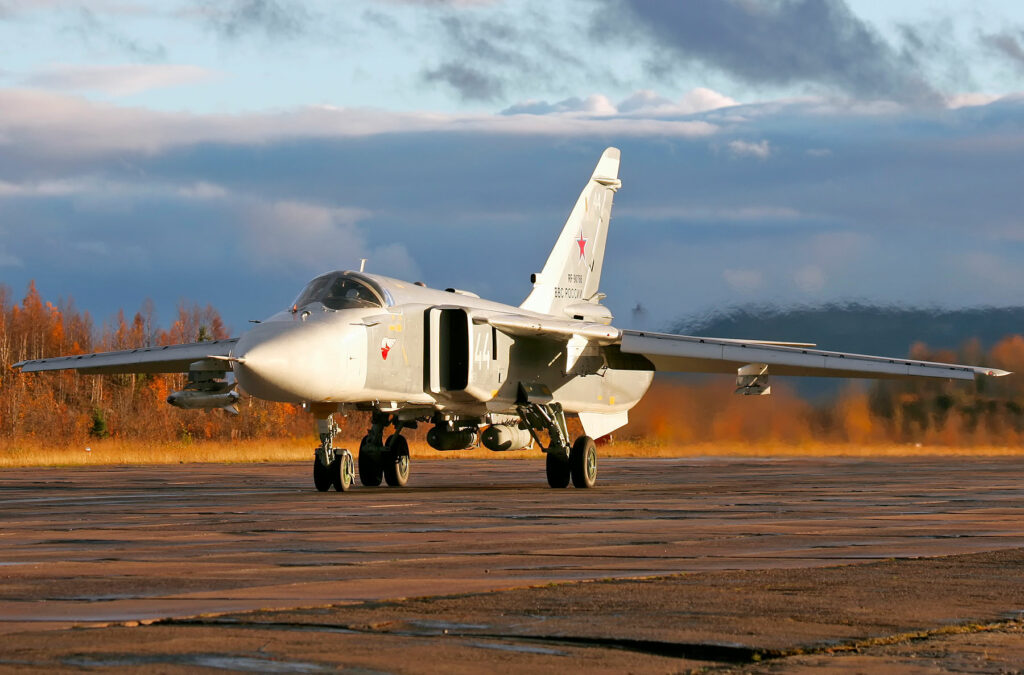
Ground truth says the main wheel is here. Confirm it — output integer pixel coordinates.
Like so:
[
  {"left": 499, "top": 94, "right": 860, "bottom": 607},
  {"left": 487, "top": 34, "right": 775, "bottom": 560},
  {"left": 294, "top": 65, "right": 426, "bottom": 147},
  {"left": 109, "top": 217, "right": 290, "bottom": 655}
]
[
  {"left": 546, "top": 448, "right": 571, "bottom": 488},
  {"left": 312, "top": 455, "right": 333, "bottom": 492},
  {"left": 332, "top": 450, "right": 354, "bottom": 492},
  {"left": 358, "top": 435, "right": 384, "bottom": 487},
  {"left": 570, "top": 436, "right": 597, "bottom": 489},
  {"left": 383, "top": 434, "right": 411, "bottom": 487}
]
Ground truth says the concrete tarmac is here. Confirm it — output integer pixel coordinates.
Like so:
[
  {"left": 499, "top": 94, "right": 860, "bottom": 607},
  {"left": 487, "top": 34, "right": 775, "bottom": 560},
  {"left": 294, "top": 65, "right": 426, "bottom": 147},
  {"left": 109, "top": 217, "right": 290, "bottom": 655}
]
[{"left": 2, "top": 456, "right": 1024, "bottom": 672}]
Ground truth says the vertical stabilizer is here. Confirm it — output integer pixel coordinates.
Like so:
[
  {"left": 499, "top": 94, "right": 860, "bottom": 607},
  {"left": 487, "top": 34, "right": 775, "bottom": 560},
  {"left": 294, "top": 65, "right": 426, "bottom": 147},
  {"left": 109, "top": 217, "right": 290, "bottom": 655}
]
[{"left": 521, "top": 147, "right": 621, "bottom": 317}]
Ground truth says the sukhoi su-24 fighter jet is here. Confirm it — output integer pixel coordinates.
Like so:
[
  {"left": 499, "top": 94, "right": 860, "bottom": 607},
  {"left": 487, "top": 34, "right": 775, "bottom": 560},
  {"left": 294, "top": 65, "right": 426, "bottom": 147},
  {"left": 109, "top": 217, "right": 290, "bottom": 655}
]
[{"left": 14, "top": 148, "right": 1011, "bottom": 491}]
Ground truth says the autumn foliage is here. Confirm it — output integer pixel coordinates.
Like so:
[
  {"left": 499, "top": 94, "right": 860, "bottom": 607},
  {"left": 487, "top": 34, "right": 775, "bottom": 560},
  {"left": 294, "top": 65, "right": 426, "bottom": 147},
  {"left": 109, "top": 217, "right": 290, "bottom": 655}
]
[
  {"left": 0, "top": 281, "right": 314, "bottom": 445},
  {"left": 623, "top": 338, "right": 1024, "bottom": 447},
  {"left": 1, "top": 281, "right": 1022, "bottom": 452}
]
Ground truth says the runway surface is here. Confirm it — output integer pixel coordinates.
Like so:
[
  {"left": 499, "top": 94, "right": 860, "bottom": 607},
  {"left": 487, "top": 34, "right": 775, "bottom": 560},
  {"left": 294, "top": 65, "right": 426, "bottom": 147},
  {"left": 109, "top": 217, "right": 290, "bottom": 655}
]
[{"left": 2, "top": 456, "right": 1024, "bottom": 672}]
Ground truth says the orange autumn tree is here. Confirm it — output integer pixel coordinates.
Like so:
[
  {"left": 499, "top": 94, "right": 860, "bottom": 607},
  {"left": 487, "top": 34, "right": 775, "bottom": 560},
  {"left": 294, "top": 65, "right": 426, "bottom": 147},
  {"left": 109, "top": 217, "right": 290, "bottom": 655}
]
[{"left": 0, "top": 281, "right": 312, "bottom": 444}]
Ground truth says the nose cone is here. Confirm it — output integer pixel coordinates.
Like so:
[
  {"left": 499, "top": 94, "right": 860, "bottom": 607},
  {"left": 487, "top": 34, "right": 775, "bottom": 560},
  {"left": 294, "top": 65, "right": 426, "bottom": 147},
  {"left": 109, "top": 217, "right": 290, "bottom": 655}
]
[{"left": 234, "top": 320, "right": 354, "bottom": 402}]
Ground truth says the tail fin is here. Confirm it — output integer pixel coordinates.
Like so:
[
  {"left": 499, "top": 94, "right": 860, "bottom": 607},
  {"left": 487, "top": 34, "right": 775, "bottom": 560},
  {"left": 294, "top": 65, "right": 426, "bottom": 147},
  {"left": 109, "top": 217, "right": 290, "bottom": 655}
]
[{"left": 520, "top": 147, "right": 621, "bottom": 317}]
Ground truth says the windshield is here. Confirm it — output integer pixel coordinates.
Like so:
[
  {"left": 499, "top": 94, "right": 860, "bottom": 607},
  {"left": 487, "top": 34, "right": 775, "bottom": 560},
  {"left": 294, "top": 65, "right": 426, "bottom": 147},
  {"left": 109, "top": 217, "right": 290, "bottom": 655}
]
[{"left": 291, "top": 273, "right": 384, "bottom": 311}]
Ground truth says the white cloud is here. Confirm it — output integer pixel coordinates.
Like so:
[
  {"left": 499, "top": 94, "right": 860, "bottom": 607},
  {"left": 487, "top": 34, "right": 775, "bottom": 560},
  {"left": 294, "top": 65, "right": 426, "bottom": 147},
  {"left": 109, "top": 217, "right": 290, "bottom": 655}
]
[
  {"left": 958, "top": 251, "right": 1023, "bottom": 288},
  {"left": 793, "top": 265, "right": 826, "bottom": 293},
  {"left": 808, "top": 231, "right": 869, "bottom": 260},
  {"left": 946, "top": 93, "right": 1002, "bottom": 109},
  {"left": 616, "top": 90, "right": 672, "bottom": 113},
  {"left": 616, "top": 205, "right": 802, "bottom": 221},
  {"left": 727, "top": 139, "right": 772, "bottom": 159},
  {"left": 507, "top": 88, "right": 738, "bottom": 118},
  {"left": 722, "top": 268, "right": 764, "bottom": 292},
  {"left": 0, "top": 178, "right": 88, "bottom": 197},
  {"left": 0, "top": 89, "right": 717, "bottom": 158},
  {"left": 501, "top": 94, "right": 617, "bottom": 115},
  {"left": 240, "top": 198, "right": 402, "bottom": 273},
  {"left": 619, "top": 88, "right": 738, "bottom": 115},
  {"left": 0, "top": 177, "right": 228, "bottom": 202},
  {"left": 24, "top": 64, "right": 216, "bottom": 96},
  {"left": 177, "top": 182, "right": 228, "bottom": 200}
]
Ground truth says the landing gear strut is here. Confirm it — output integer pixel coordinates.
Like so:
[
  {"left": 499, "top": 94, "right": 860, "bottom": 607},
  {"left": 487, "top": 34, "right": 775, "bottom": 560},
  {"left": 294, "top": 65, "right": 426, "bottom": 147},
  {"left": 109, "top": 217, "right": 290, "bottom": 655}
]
[
  {"left": 359, "top": 411, "right": 412, "bottom": 488},
  {"left": 312, "top": 412, "right": 354, "bottom": 492},
  {"left": 518, "top": 401, "right": 598, "bottom": 488}
]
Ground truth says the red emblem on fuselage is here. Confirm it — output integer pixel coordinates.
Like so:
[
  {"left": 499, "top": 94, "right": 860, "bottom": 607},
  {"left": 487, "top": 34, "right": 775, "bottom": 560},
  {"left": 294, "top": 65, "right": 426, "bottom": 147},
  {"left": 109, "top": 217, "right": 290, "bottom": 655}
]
[{"left": 381, "top": 337, "right": 396, "bottom": 360}]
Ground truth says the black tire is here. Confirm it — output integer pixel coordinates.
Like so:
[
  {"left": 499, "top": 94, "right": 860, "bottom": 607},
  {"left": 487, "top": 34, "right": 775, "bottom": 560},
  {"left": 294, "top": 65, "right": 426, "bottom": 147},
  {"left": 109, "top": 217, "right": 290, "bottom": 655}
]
[
  {"left": 358, "top": 435, "right": 384, "bottom": 487},
  {"left": 312, "top": 455, "right": 332, "bottom": 492},
  {"left": 570, "top": 436, "right": 597, "bottom": 489},
  {"left": 383, "top": 434, "right": 411, "bottom": 487},
  {"left": 546, "top": 448, "right": 571, "bottom": 488},
  {"left": 333, "top": 451, "right": 354, "bottom": 492}
]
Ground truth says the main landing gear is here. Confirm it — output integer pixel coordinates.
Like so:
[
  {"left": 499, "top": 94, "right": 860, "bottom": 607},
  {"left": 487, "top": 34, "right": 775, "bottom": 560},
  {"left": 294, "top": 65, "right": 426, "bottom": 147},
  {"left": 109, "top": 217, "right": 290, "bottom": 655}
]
[
  {"left": 358, "top": 411, "right": 411, "bottom": 488},
  {"left": 518, "top": 401, "right": 598, "bottom": 489}
]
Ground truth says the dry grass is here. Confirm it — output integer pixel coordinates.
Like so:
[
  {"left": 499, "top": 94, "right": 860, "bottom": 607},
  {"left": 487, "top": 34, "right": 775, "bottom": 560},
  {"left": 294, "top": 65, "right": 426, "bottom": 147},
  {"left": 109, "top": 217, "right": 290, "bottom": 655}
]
[{"left": 1, "top": 437, "right": 1024, "bottom": 468}]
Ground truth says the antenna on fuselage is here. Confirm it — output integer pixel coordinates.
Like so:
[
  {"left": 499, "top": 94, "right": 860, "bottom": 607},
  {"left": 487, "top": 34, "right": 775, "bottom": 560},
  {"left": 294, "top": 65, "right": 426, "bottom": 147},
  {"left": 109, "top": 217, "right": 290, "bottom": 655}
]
[{"left": 359, "top": 258, "right": 367, "bottom": 272}]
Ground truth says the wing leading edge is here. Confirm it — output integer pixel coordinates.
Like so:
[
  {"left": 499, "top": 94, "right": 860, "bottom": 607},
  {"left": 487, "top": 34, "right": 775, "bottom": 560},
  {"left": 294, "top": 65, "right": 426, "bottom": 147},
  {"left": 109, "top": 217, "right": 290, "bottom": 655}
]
[{"left": 12, "top": 339, "right": 238, "bottom": 375}]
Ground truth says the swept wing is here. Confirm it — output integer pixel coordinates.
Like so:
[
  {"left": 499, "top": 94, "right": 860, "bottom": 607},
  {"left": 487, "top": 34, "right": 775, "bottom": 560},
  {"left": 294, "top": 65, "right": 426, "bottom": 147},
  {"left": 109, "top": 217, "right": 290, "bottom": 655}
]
[
  {"left": 12, "top": 339, "right": 238, "bottom": 375},
  {"left": 618, "top": 330, "right": 1008, "bottom": 380},
  {"left": 479, "top": 312, "right": 1008, "bottom": 381}
]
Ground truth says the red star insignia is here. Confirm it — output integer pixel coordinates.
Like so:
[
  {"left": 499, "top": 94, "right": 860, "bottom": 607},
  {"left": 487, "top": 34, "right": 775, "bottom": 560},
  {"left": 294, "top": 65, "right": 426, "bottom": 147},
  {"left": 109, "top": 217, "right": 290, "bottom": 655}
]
[{"left": 576, "top": 230, "right": 587, "bottom": 260}]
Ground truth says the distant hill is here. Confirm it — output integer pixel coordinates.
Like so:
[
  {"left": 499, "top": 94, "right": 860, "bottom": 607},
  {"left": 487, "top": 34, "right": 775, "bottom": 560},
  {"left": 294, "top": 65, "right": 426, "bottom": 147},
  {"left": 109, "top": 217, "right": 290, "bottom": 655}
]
[
  {"left": 665, "top": 304, "right": 1024, "bottom": 398},
  {"left": 672, "top": 304, "right": 1024, "bottom": 357}
]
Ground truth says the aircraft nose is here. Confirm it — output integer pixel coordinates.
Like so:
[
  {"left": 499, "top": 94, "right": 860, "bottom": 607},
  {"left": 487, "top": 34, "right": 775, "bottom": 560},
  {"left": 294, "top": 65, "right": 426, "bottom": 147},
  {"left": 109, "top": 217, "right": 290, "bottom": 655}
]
[{"left": 233, "top": 321, "right": 322, "bottom": 402}]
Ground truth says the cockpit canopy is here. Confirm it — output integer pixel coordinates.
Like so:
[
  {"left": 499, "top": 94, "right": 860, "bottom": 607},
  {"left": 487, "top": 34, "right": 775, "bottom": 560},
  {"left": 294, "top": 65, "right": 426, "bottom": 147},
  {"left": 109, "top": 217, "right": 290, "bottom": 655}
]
[{"left": 291, "top": 272, "right": 387, "bottom": 311}]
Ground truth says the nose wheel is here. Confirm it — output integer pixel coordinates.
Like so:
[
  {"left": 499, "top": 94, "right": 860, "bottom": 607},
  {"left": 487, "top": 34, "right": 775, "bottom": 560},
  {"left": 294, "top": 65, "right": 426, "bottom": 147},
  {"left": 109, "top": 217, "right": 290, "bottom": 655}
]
[
  {"left": 313, "top": 449, "right": 354, "bottom": 492},
  {"left": 313, "top": 455, "right": 333, "bottom": 492}
]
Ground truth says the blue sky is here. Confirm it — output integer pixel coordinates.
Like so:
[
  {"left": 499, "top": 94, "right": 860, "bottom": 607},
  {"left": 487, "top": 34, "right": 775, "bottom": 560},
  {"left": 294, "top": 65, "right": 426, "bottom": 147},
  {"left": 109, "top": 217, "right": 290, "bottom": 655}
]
[{"left": 1, "top": 0, "right": 1023, "bottom": 334}]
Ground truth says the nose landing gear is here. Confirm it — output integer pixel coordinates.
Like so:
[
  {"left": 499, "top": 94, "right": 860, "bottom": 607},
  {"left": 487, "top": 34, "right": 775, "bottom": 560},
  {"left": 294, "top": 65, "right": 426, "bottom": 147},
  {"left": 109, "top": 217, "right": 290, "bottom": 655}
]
[{"left": 312, "top": 413, "right": 354, "bottom": 492}]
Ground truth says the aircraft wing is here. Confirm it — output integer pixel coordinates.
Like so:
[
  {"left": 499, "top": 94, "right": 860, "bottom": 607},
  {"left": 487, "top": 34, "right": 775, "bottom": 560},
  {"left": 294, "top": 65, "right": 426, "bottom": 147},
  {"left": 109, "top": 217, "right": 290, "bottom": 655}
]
[
  {"left": 479, "top": 312, "right": 1008, "bottom": 380},
  {"left": 11, "top": 339, "right": 238, "bottom": 375},
  {"left": 617, "top": 330, "right": 1009, "bottom": 381}
]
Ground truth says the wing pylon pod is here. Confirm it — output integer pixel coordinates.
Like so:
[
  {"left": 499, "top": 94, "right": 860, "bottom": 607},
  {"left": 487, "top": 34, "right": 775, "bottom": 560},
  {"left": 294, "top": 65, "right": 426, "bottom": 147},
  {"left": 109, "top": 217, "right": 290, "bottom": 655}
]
[
  {"left": 735, "top": 363, "right": 771, "bottom": 396},
  {"left": 166, "top": 359, "right": 240, "bottom": 415}
]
